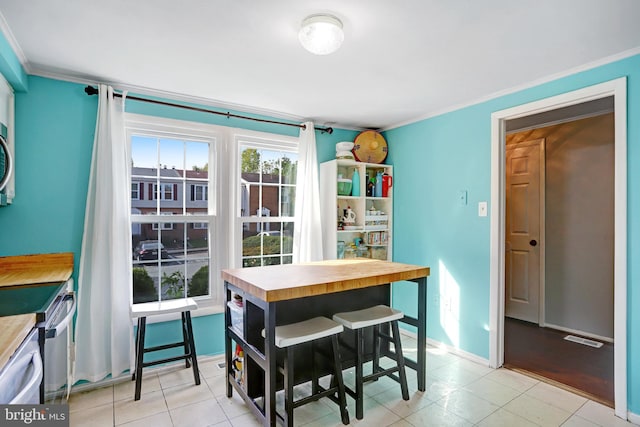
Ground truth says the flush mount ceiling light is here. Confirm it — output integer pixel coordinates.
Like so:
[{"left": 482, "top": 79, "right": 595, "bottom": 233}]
[{"left": 298, "top": 14, "right": 344, "bottom": 55}]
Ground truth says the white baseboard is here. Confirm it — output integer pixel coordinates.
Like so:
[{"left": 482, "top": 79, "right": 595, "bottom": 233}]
[
  {"left": 66, "top": 354, "right": 224, "bottom": 396},
  {"left": 627, "top": 411, "right": 640, "bottom": 424},
  {"left": 543, "top": 322, "right": 613, "bottom": 344},
  {"left": 398, "top": 329, "right": 492, "bottom": 368}
]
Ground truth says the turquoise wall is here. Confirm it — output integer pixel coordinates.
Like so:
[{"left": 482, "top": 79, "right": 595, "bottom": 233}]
[
  {"left": 2, "top": 23, "right": 638, "bottom": 410},
  {"left": 0, "top": 76, "right": 95, "bottom": 261},
  {"left": 0, "top": 30, "right": 27, "bottom": 91},
  {"left": 384, "top": 53, "right": 640, "bottom": 412},
  {"left": 0, "top": 73, "right": 358, "bottom": 365}
]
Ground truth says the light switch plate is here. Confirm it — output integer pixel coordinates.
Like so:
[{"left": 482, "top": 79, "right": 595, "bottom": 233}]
[
  {"left": 458, "top": 190, "right": 467, "bottom": 206},
  {"left": 478, "top": 201, "right": 487, "bottom": 217}
]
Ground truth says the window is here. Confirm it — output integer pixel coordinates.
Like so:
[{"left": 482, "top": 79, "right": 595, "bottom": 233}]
[
  {"left": 237, "top": 137, "right": 298, "bottom": 267},
  {"left": 126, "top": 114, "right": 299, "bottom": 308},
  {"left": 128, "top": 116, "right": 216, "bottom": 306},
  {"left": 154, "top": 183, "right": 175, "bottom": 200},
  {"left": 192, "top": 184, "right": 208, "bottom": 201},
  {"left": 152, "top": 213, "right": 174, "bottom": 230},
  {"left": 131, "top": 182, "right": 141, "bottom": 200}
]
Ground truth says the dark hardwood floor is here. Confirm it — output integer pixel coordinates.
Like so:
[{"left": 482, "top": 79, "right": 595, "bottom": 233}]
[{"left": 504, "top": 317, "right": 614, "bottom": 406}]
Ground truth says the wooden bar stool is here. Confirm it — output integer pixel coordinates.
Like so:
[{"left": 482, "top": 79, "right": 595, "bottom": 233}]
[
  {"left": 130, "top": 298, "right": 200, "bottom": 401},
  {"left": 333, "top": 305, "right": 409, "bottom": 420},
  {"left": 266, "top": 316, "right": 350, "bottom": 427}
]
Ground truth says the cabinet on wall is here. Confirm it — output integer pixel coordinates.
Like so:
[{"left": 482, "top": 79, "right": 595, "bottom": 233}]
[{"left": 320, "top": 159, "right": 393, "bottom": 261}]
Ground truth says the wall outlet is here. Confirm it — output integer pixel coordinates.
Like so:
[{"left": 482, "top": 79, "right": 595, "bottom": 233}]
[{"left": 478, "top": 201, "right": 488, "bottom": 217}]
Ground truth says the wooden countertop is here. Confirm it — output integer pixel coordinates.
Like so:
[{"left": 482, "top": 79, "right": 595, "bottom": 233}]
[
  {"left": 0, "top": 314, "right": 36, "bottom": 371},
  {"left": 0, "top": 252, "right": 73, "bottom": 288},
  {"left": 222, "top": 259, "right": 430, "bottom": 302},
  {"left": 0, "top": 252, "right": 74, "bottom": 372}
]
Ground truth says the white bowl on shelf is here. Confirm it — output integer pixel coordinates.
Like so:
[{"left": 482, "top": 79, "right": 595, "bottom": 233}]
[
  {"left": 336, "top": 141, "right": 354, "bottom": 152},
  {"left": 335, "top": 141, "right": 355, "bottom": 160}
]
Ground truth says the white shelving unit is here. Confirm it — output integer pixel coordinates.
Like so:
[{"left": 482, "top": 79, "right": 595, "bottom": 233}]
[{"left": 320, "top": 159, "right": 393, "bottom": 261}]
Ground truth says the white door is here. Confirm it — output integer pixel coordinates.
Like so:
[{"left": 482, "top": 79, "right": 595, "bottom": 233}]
[{"left": 505, "top": 139, "right": 544, "bottom": 324}]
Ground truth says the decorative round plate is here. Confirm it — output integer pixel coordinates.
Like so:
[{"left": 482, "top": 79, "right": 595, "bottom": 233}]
[{"left": 353, "top": 130, "right": 388, "bottom": 164}]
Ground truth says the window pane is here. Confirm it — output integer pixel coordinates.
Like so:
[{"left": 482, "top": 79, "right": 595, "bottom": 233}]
[
  {"left": 131, "top": 136, "right": 158, "bottom": 168},
  {"left": 186, "top": 259, "right": 209, "bottom": 298},
  {"left": 132, "top": 225, "right": 167, "bottom": 263},
  {"left": 131, "top": 136, "right": 159, "bottom": 215},
  {"left": 186, "top": 141, "right": 209, "bottom": 212},
  {"left": 161, "top": 264, "right": 186, "bottom": 301},
  {"left": 186, "top": 141, "right": 209, "bottom": 174},
  {"left": 187, "top": 222, "right": 208, "bottom": 253},
  {"left": 244, "top": 184, "right": 261, "bottom": 217},
  {"left": 241, "top": 148, "right": 261, "bottom": 176},
  {"left": 263, "top": 256, "right": 281, "bottom": 266},
  {"left": 281, "top": 186, "right": 295, "bottom": 217},
  {"left": 281, "top": 153, "right": 298, "bottom": 185},
  {"left": 261, "top": 184, "right": 278, "bottom": 217},
  {"left": 132, "top": 266, "right": 158, "bottom": 303},
  {"left": 281, "top": 222, "right": 294, "bottom": 254},
  {"left": 159, "top": 138, "right": 185, "bottom": 172},
  {"left": 242, "top": 231, "right": 262, "bottom": 258},
  {"left": 241, "top": 222, "right": 293, "bottom": 267}
]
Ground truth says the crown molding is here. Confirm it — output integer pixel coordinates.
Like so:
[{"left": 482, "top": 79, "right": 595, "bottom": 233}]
[
  {"left": 0, "top": 10, "right": 30, "bottom": 74},
  {"left": 382, "top": 46, "right": 640, "bottom": 132},
  {"left": 28, "top": 64, "right": 362, "bottom": 133}
]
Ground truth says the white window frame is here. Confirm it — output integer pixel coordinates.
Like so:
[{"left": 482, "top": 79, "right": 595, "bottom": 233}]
[
  {"left": 126, "top": 113, "right": 223, "bottom": 319},
  {"left": 231, "top": 131, "right": 299, "bottom": 268},
  {"left": 125, "top": 115, "right": 300, "bottom": 322}
]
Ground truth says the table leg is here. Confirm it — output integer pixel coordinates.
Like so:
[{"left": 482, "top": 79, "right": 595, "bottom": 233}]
[
  {"left": 264, "top": 301, "right": 277, "bottom": 426},
  {"left": 224, "top": 283, "right": 233, "bottom": 398},
  {"left": 417, "top": 277, "right": 427, "bottom": 391}
]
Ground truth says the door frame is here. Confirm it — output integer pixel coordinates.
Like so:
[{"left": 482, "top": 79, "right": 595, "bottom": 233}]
[
  {"left": 505, "top": 138, "right": 546, "bottom": 326},
  {"left": 488, "top": 78, "right": 627, "bottom": 418}
]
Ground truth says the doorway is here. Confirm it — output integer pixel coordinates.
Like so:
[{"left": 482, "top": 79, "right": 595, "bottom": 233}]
[
  {"left": 488, "top": 78, "right": 628, "bottom": 418},
  {"left": 503, "top": 112, "right": 615, "bottom": 405}
]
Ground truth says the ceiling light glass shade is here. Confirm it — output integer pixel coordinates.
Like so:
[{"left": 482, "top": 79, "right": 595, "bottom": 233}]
[{"left": 298, "top": 14, "right": 344, "bottom": 55}]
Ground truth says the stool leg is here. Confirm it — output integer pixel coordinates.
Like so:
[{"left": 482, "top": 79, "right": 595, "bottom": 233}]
[
  {"left": 284, "top": 347, "right": 294, "bottom": 427},
  {"left": 355, "top": 328, "right": 364, "bottom": 420},
  {"left": 311, "top": 340, "right": 319, "bottom": 395},
  {"left": 132, "top": 318, "right": 140, "bottom": 381},
  {"left": 184, "top": 311, "right": 201, "bottom": 386},
  {"left": 391, "top": 321, "right": 409, "bottom": 401},
  {"left": 373, "top": 324, "right": 381, "bottom": 379},
  {"left": 134, "top": 316, "right": 147, "bottom": 401},
  {"left": 331, "top": 335, "right": 350, "bottom": 425},
  {"left": 181, "top": 312, "right": 191, "bottom": 369}
]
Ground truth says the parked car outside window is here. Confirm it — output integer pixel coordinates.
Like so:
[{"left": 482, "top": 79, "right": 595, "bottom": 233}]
[{"left": 134, "top": 240, "right": 170, "bottom": 261}]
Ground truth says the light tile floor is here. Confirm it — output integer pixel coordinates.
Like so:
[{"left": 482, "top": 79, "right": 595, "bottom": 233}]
[{"left": 65, "top": 335, "right": 638, "bottom": 427}]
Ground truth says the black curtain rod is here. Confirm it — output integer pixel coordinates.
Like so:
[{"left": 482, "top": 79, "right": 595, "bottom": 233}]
[{"left": 84, "top": 85, "right": 333, "bottom": 134}]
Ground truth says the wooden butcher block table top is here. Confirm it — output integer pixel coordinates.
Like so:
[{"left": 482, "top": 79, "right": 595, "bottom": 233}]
[
  {"left": 0, "top": 252, "right": 73, "bottom": 288},
  {"left": 0, "top": 313, "right": 36, "bottom": 371},
  {"left": 0, "top": 252, "right": 74, "bottom": 371},
  {"left": 222, "top": 258, "right": 430, "bottom": 302}
]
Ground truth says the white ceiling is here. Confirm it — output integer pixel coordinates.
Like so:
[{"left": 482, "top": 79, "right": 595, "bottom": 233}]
[{"left": 0, "top": 0, "right": 639, "bottom": 130}]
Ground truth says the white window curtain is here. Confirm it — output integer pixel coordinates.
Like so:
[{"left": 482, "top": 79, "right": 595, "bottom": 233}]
[
  {"left": 293, "top": 121, "right": 323, "bottom": 262},
  {"left": 74, "top": 85, "right": 132, "bottom": 383}
]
